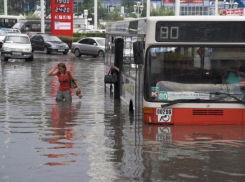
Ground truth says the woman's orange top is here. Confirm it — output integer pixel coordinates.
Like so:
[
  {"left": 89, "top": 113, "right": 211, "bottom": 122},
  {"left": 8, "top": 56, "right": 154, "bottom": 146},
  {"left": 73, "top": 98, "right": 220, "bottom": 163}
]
[{"left": 57, "top": 71, "right": 71, "bottom": 92}]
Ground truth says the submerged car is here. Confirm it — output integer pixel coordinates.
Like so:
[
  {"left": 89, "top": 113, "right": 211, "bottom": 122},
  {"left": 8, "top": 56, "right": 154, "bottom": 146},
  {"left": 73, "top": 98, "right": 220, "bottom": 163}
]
[
  {"left": 30, "top": 34, "right": 69, "bottom": 54},
  {"left": 1, "top": 34, "right": 33, "bottom": 61},
  {"left": 71, "top": 37, "right": 105, "bottom": 58}
]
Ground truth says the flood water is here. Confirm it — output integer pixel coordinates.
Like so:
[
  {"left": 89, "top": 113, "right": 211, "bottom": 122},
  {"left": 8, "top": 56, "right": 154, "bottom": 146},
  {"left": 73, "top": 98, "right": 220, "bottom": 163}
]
[{"left": 0, "top": 53, "right": 245, "bottom": 182}]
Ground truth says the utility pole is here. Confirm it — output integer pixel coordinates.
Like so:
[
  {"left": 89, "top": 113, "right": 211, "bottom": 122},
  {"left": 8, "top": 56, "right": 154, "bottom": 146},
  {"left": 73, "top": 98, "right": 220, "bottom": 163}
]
[
  {"left": 94, "top": 0, "right": 98, "bottom": 29},
  {"left": 4, "top": 0, "right": 7, "bottom": 15},
  {"left": 147, "top": 0, "right": 150, "bottom": 17},
  {"left": 215, "top": 0, "right": 219, "bottom": 15},
  {"left": 175, "top": 0, "right": 180, "bottom": 16},
  {"left": 41, "top": 0, "right": 45, "bottom": 33}
]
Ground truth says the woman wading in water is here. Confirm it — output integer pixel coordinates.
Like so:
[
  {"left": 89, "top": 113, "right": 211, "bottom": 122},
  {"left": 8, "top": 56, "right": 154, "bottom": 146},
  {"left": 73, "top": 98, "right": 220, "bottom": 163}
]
[{"left": 47, "top": 63, "right": 82, "bottom": 102}]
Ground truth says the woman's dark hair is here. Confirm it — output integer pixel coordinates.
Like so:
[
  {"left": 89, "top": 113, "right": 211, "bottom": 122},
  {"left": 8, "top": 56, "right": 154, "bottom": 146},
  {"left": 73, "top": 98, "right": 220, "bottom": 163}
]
[{"left": 57, "top": 63, "right": 67, "bottom": 74}]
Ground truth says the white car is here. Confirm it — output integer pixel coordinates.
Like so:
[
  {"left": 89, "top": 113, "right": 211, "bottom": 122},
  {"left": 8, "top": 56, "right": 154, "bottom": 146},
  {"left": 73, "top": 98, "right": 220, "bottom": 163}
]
[
  {"left": 0, "top": 30, "right": 6, "bottom": 48},
  {"left": 1, "top": 34, "right": 33, "bottom": 61}
]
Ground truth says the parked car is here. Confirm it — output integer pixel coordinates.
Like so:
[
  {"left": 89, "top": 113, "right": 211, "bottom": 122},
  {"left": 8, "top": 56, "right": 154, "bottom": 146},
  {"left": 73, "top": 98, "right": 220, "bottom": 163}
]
[
  {"left": 1, "top": 28, "right": 21, "bottom": 34},
  {"left": 0, "top": 30, "right": 6, "bottom": 48},
  {"left": 26, "top": 32, "right": 44, "bottom": 38},
  {"left": 71, "top": 37, "right": 105, "bottom": 58},
  {"left": 1, "top": 34, "right": 33, "bottom": 61},
  {"left": 30, "top": 34, "right": 69, "bottom": 54}
]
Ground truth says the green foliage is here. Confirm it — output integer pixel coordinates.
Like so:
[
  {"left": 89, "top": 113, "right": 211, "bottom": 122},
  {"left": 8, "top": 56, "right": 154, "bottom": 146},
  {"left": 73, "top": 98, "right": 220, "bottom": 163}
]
[
  {"left": 0, "top": 0, "right": 3, "bottom": 14},
  {"left": 121, "top": 0, "right": 135, "bottom": 16},
  {"left": 151, "top": 5, "right": 174, "bottom": 16},
  {"left": 74, "top": 32, "right": 106, "bottom": 38},
  {"left": 26, "top": 12, "right": 40, "bottom": 20},
  {"left": 83, "top": 33, "right": 106, "bottom": 38}
]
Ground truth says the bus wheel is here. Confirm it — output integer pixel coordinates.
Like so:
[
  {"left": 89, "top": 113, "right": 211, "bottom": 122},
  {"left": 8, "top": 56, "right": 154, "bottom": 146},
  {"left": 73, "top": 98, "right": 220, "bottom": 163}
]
[
  {"left": 129, "top": 100, "right": 134, "bottom": 112},
  {"left": 75, "top": 49, "right": 81, "bottom": 57}
]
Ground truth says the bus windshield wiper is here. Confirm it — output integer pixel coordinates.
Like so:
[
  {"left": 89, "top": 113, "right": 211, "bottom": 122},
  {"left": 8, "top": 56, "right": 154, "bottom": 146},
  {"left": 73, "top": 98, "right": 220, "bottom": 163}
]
[
  {"left": 161, "top": 99, "right": 202, "bottom": 108},
  {"left": 211, "top": 92, "right": 245, "bottom": 104}
]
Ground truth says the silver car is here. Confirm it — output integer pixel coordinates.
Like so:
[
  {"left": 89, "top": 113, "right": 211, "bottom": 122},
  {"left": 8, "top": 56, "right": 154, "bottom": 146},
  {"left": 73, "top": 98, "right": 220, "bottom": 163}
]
[{"left": 71, "top": 37, "right": 105, "bottom": 58}]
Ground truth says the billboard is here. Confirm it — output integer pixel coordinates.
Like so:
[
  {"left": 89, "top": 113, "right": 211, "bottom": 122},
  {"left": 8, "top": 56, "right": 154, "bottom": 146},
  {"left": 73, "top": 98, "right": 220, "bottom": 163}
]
[
  {"left": 163, "top": 0, "right": 203, "bottom": 3},
  {"left": 51, "top": 0, "right": 73, "bottom": 37}
]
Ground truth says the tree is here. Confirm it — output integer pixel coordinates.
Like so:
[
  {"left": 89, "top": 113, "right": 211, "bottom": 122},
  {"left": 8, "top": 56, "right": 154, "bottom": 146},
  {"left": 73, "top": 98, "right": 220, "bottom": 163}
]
[
  {"left": 121, "top": 0, "right": 135, "bottom": 17},
  {"left": 26, "top": 12, "right": 40, "bottom": 20},
  {"left": 151, "top": 5, "right": 174, "bottom": 16},
  {"left": 0, "top": 0, "right": 3, "bottom": 14}
]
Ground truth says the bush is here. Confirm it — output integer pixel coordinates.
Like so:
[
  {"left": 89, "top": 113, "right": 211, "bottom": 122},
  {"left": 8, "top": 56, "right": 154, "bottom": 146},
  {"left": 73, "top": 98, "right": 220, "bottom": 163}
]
[
  {"left": 84, "top": 33, "right": 106, "bottom": 38},
  {"left": 58, "top": 36, "right": 73, "bottom": 48},
  {"left": 73, "top": 32, "right": 106, "bottom": 38}
]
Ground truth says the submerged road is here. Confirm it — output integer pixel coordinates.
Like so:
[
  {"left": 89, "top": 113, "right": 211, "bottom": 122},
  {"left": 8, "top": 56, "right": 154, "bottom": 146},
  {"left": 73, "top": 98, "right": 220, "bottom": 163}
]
[{"left": 0, "top": 52, "right": 245, "bottom": 182}]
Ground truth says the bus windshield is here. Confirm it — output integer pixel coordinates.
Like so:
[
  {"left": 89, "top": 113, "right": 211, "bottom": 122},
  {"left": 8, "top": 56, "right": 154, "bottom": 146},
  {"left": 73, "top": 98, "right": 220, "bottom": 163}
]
[{"left": 145, "top": 46, "right": 245, "bottom": 103}]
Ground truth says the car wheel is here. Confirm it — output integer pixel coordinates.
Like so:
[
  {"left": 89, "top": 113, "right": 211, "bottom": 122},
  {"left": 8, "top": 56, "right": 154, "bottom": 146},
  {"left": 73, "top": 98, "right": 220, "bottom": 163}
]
[
  {"left": 75, "top": 49, "right": 81, "bottom": 57},
  {"left": 44, "top": 47, "right": 50, "bottom": 54},
  {"left": 26, "top": 56, "right": 33, "bottom": 62},
  {"left": 98, "top": 50, "right": 105, "bottom": 58},
  {"left": 63, "top": 52, "right": 68, "bottom": 55}
]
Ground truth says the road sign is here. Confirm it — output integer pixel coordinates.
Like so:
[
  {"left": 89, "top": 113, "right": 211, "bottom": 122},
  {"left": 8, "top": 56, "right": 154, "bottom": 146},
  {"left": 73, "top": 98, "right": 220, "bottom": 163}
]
[{"left": 51, "top": 0, "right": 73, "bottom": 37}]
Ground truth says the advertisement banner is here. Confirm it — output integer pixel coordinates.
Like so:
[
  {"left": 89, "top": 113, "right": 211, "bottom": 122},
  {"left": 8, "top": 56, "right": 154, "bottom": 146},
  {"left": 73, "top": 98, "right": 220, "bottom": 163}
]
[
  {"left": 163, "top": 0, "right": 203, "bottom": 3},
  {"left": 51, "top": 0, "right": 73, "bottom": 37},
  {"left": 220, "top": 8, "right": 245, "bottom": 16}
]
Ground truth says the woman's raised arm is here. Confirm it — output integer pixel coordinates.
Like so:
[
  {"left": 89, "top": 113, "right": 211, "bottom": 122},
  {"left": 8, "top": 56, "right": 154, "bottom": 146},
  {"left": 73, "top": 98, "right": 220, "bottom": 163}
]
[{"left": 47, "top": 64, "right": 58, "bottom": 76}]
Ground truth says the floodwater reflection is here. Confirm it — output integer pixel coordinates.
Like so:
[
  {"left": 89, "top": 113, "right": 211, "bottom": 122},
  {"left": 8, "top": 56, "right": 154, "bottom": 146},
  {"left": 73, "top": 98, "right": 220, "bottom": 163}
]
[
  {"left": 44, "top": 101, "right": 81, "bottom": 166},
  {"left": 142, "top": 125, "right": 245, "bottom": 181}
]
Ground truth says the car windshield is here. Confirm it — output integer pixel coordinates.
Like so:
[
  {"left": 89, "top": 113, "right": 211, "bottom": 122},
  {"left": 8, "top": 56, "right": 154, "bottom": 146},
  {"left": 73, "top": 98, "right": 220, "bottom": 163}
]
[
  {"left": 0, "top": 30, "right": 6, "bottom": 36},
  {"left": 145, "top": 46, "right": 245, "bottom": 103},
  {"left": 96, "top": 39, "right": 105, "bottom": 46},
  {"left": 5, "top": 36, "right": 30, "bottom": 44},
  {"left": 43, "top": 35, "right": 61, "bottom": 42}
]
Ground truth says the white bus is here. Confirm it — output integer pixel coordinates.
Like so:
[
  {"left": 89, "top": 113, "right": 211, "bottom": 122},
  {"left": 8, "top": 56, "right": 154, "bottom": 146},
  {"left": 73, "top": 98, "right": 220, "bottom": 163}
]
[
  {"left": 105, "top": 16, "right": 245, "bottom": 125},
  {"left": 0, "top": 15, "right": 25, "bottom": 29}
]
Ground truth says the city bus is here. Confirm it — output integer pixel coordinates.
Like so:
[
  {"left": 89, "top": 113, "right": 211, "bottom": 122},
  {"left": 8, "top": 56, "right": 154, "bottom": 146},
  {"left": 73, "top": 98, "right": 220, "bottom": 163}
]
[
  {"left": 0, "top": 15, "right": 25, "bottom": 29},
  {"left": 105, "top": 16, "right": 245, "bottom": 125}
]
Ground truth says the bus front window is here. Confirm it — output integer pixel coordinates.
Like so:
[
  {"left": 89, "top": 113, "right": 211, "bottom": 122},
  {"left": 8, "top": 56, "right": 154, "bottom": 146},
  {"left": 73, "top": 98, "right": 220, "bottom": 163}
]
[{"left": 145, "top": 46, "right": 245, "bottom": 103}]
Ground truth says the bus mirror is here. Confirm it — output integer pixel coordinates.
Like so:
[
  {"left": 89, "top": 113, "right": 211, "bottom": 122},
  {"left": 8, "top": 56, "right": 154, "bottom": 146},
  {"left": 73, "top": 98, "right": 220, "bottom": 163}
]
[{"left": 133, "top": 41, "right": 144, "bottom": 64}]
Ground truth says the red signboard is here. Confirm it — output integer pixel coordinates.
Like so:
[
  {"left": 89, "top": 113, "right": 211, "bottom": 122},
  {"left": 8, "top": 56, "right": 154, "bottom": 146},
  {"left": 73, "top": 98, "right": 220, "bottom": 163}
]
[
  {"left": 163, "top": 0, "right": 203, "bottom": 3},
  {"left": 220, "top": 8, "right": 245, "bottom": 16},
  {"left": 51, "top": 0, "right": 73, "bottom": 37}
]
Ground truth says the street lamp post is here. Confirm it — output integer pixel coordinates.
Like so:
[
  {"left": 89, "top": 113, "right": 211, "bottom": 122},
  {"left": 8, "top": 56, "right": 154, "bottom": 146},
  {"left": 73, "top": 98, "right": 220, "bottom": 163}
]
[
  {"left": 84, "top": 9, "right": 88, "bottom": 30},
  {"left": 134, "top": 2, "right": 144, "bottom": 18},
  {"left": 4, "top": 0, "right": 7, "bottom": 15},
  {"left": 94, "top": 0, "right": 97, "bottom": 30}
]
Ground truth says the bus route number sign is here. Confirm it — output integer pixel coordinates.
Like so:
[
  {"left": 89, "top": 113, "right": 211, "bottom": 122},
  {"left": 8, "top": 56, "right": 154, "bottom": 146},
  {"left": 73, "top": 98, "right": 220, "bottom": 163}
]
[{"left": 156, "top": 108, "right": 172, "bottom": 123}]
